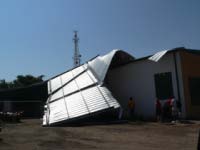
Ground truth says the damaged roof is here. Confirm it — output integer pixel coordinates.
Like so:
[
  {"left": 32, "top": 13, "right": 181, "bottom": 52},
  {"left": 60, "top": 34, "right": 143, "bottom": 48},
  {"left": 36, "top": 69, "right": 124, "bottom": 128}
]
[
  {"left": 133, "top": 47, "right": 200, "bottom": 63},
  {"left": 43, "top": 50, "right": 134, "bottom": 126}
]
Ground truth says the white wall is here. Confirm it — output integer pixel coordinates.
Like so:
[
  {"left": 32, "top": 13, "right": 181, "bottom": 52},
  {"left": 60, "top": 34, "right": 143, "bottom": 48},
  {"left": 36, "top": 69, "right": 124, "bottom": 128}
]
[
  {"left": 106, "top": 52, "right": 184, "bottom": 119},
  {"left": 175, "top": 52, "right": 186, "bottom": 118}
]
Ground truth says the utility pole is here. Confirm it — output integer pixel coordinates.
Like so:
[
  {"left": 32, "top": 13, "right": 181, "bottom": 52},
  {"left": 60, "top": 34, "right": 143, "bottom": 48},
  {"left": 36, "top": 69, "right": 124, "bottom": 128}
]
[{"left": 73, "top": 31, "right": 81, "bottom": 67}]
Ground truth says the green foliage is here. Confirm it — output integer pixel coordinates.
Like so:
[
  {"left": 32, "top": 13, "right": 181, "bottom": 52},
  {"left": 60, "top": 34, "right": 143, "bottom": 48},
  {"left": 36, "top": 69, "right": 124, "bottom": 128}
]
[
  {"left": 0, "top": 75, "right": 45, "bottom": 90},
  {"left": 0, "top": 80, "right": 9, "bottom": 89}
]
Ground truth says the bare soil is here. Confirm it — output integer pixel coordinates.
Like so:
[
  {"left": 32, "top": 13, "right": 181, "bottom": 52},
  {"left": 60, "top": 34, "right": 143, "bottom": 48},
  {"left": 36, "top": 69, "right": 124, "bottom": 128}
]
[{"left": 0, "top": 119, "right": 199, "bottom": 150}]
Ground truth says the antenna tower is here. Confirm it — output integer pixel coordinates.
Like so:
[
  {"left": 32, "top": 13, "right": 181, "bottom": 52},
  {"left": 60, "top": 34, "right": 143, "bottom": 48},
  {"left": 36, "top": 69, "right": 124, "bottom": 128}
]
[{"left": 73, "top": 31, "right": 81, "bottom": 67}]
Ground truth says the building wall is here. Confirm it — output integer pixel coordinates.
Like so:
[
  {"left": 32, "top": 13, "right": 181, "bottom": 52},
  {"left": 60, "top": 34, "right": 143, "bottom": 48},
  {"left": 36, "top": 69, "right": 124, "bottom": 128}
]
[
  {"left": 106, "top": 52, "right": 184, "bottom": 119},
  {"left": 3, "top": 101, "right": 12, "bottom": 112},
  {"left": 0, "top": 82, "right": 48, "bottom": 117},
  {"left": 180, "top": 51, "right": 200, "bottom": 119},
  {"left": 0, "top": 101, "right": 44, "bottom": 117}
]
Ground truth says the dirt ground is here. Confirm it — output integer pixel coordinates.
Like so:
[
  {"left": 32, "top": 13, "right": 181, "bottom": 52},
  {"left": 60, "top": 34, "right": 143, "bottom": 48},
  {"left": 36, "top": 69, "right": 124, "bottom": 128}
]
[{"left": 0, "top": 119, "right": 199, "bottom": 150}]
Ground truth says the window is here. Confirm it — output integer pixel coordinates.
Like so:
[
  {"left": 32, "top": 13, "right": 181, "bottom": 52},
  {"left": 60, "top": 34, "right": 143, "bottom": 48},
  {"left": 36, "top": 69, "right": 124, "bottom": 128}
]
[
  {"left": 189, "top": 77, "right": 200, "bottom": 105},
  {"left": 154, "top": 72, "right": 174, "bottom": 100}
]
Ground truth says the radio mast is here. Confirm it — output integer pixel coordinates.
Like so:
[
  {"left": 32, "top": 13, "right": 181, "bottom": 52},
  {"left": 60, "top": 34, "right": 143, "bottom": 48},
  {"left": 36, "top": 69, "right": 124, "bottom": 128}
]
[{"left": 73, "top": 31, "right": 81, "bottom": 67}]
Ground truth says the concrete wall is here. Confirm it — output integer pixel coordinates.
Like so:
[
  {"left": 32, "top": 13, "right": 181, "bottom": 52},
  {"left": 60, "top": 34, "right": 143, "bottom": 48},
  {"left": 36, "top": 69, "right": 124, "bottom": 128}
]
[{"left": 106, "top": 52, "right": 184, "bottom": 119}]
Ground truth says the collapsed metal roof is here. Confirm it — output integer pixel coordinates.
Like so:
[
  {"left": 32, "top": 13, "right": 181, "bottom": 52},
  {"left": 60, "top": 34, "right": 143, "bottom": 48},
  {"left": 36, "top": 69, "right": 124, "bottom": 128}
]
[{"left": 43, "top": 50, "right": 134, "bottom": 126}]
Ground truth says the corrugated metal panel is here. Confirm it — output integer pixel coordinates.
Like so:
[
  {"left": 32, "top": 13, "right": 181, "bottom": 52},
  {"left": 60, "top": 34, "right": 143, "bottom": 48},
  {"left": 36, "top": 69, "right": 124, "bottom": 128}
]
[
  {"left": 61, "top": 71, "right": 73, "bottom": 85},
  {"left": 63, "top": 80, "right": 78, "bottom": 96},
  {"left": 65, "top": 93, "right": 89, "bottom": 118},
  {"left": 47, "top": 82, "right": 51, "bottom": 94},
  {"left": 88, "top": 50, "right": 117, "bottom": 82},
  {"left": 148, "top": 50, "right": 168, "bottom": 62},
  {"left": 50, "top": 89, "right": 63, "bottom": 101},
  {"left": 43, "top": 50, "right": 132, "bottom": 126},
  {"left": 87, "top": 69, "right": 98, "bottom": 83},
  {"left": 75, "top": 72, "right": 95, "bottom": 89},
  {"left": 49, "top": 66, "right": 85, "bottom": 94},
  {"left": 81, "top": 86, "right": 109, "bottom": 113},
  {"left": 45, "top": 84, "right": 119, "bottom": 125},
  {"left": 48, "top": 99, "right": 68, "bottom": 124},
  {"left": 50, "top": 77, "right": 61, "bottom": 93},
  {"left": 99, "top": 86, "right": 120, "bottom": 108},
  {"left": 71, "top": 65, "right": 85, "bottom": 77}
]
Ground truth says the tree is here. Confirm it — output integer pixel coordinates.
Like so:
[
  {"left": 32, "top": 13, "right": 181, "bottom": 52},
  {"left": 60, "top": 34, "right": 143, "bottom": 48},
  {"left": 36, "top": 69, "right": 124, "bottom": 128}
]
[
  {"left": 0, "top": 80, "right": 9, "bottom": 89},
  {"left": 0, "top": 75, "right": 45, "bottom": 90}
]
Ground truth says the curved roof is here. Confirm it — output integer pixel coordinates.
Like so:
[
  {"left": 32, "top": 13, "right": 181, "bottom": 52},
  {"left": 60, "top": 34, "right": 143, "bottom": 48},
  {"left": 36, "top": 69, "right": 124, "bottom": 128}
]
[{"left": 88, "top": 50, "right": 134, "bottom": 83}]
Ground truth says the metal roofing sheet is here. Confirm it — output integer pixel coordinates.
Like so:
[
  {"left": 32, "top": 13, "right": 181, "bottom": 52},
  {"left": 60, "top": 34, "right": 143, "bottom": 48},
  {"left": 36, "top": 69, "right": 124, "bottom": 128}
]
[
  {"left": 43, "top": 50, "right": 132, "bottom": 126},
  {"left": 148, "top": 50, "right": 168, "bottom": 62}
]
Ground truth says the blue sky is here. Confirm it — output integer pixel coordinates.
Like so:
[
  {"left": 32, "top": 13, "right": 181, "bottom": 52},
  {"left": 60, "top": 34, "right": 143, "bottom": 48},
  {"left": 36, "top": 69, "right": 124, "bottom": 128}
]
[{"left": 0, "top": 0, "right": 200, "bottom": 81}]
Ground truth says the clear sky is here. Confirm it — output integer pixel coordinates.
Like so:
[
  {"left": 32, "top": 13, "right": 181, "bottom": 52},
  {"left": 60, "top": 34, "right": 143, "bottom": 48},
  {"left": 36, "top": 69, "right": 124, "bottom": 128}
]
[{"left": 0, "top": 0, "right": 200, "bottom": 81}]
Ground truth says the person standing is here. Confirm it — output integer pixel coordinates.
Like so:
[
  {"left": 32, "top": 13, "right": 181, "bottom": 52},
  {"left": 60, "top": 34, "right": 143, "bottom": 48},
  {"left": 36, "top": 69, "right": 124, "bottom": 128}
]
[
  {"left": 156, "top": 99, "right": 162, "bottom": 122},
  {"left": 176, "top": 100, "right": 182, "bottom": 120},
  {"left": 128, "top": 97, "right": 135, "bottom": 119},
  {"left": 171, "top": 97, "right": 178, "bottom": 122}
]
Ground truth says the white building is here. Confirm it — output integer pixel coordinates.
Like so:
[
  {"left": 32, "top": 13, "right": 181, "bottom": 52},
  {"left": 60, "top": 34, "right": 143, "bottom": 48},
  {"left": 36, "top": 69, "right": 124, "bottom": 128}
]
[
  {"left": 43, "top": 47, "right": 200, "bottom": 125},
  {"left": 106, "top": 47, "right": 200, "bottom": 119}
]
